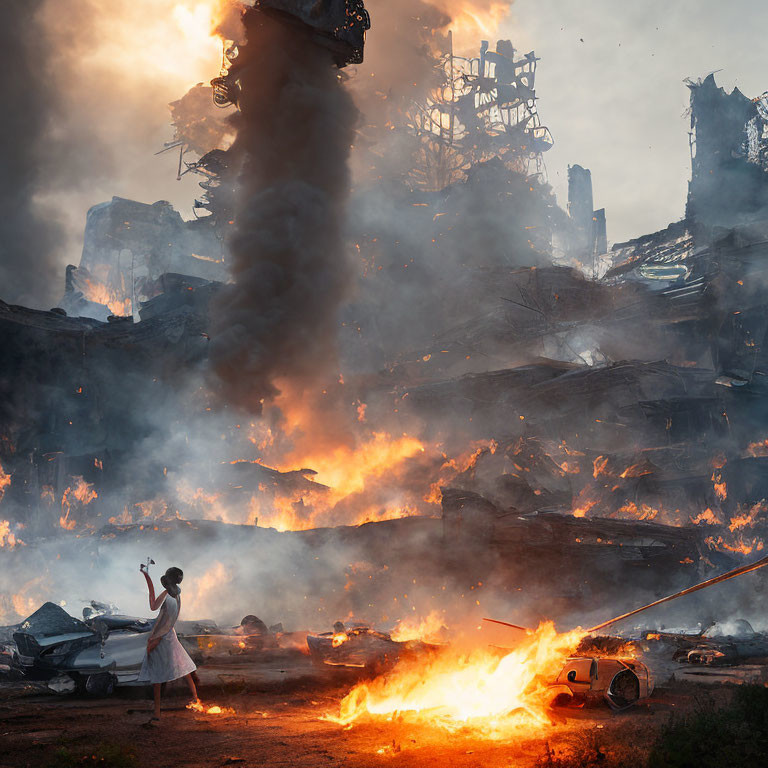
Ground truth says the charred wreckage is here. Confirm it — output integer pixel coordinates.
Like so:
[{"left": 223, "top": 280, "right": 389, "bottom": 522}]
[{"left": 2, "top": 0, "right": 768, "bottom": 722}]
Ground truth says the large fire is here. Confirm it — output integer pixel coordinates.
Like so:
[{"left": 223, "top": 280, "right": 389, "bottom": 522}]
[
  {"left": 327, "top": 622, "right": 586, "bottom": 735},
  {"left": 440, "top": 1, "right": 512, "bottom": 53},
  {"left": 47, "top": 1, "right": 238, "bottom": 94},
  {"left": 242, "top": 423, "right": 430, "bottom": 531},
  {"left": 60, "top": 477, "right": 99, "bottom": 531},
  {"left": 390, "top": 610, "right": 446, "bottom": 642},
  {"left": 217, "top": 384, "right": 500, "bottom": 531}
]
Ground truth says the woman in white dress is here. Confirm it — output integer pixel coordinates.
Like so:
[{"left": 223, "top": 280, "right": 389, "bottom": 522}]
[{"left": 138, "top": 565, "right": 199, "bottom": 725}]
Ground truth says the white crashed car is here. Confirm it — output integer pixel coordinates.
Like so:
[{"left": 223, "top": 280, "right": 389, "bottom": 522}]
[{"left": 550, "top": 656, "right": 654, "bottom": 710}]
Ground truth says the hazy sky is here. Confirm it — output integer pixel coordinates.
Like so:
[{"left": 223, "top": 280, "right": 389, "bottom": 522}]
[
  {"left": 506, "top": 0, "right": 768, "bottom": 244},
  {"left": 40, "top": 0, "right": 768, "bottom": 271}
]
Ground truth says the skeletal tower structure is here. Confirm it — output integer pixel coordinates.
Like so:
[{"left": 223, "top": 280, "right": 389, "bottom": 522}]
[{"left": 408, "top": 37, "right": 554, "bottom": 191}]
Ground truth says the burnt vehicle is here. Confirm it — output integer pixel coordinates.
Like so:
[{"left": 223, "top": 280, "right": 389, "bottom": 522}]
[
  {"left": 13, "top": 602, "right": 290, "bottom": 694},
  {"left": 212, "top": 0, "right": 370, "bottom": 107},
  {"left": 644, "top": 619, "right": 768, "bottom": 666},
  {"left": 189, "top": 615, "right": 285, "bottom": 657},
  {"left": 487, "top": 553, "right": 768, "bottom": 709},
  {"left": 13, "top": 602, "right": 155, "bottom": 694},
  {"left": 307, "top": 622, "right": 438, "bottom": 672},
  {"left": 549, "top": 656, "right": 654, "bottom": 710}
]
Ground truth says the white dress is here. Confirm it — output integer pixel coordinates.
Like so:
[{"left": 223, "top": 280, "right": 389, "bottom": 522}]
[{"left": 138, "top": 592, "right": 197, "bottom": 684}]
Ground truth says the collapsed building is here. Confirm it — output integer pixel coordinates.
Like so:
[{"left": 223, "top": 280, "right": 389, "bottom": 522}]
[
  {"left": 2, "top": 14, "right": 768, "bottom": 627},
  {"left": 390, "top": 73, "right": 768, "bottom": 570}
]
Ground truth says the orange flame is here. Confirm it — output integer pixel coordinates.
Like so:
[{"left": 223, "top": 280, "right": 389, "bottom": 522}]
[
  {"left": 705, "top": 536, "right": 763, "bottom": 556},
  {"left": 279, "top": 431, "right": 425, "bottom": 500},
  {"left": 239, "top": 381, "right": 440, "bottom": 530},
  {"left": 619, "top": 463, "right": 652, "bottom": 479},
  {"left": 728, "top": 501, "right": 765, "bottom": 532},
  {"left": 332, "top": 632, "right": 350, "bottom": 648},
  {"left": 592, "top": 456, "right": 609, "bottom": 479},
  {"left": 0, "top": 576, "right": 45, "bottom": 624},
  {"left": 326, "top": 622, "right": 585, "bottom": 735},
  {"left": 187, "top": 699, "right": 235, "bottom": 715},
  {"left": 60, "top": 477, "right": 98, "bottom": 530},
  {"left": 745, "top": 439, "right": 768, "bottom": 457},
  {"left": 572, "top": 487, "right": 599, "bottom": 518},
  {"left": 78, "top": 277, "right": 133, "bottom": 317},
  {"left": 0, "top": 463, "right": 11, "bottom": 503},
  {"left": 711, "top": 470, "right": 727, "bottom": 501},
  {"left": 441, "top": 1, "right": 512, "bottom": 54},
  {"left": 616, "top": 501, "right": 660, "bottom": 521},
  {"left": 691, "top": 508, "right": 722, "bottom": 526},
  {"left": 0, "top": 520, "right": 22, "bottom": 549},
  {"left": 390, "top": 610, "right": 445, "bottom": 643}
]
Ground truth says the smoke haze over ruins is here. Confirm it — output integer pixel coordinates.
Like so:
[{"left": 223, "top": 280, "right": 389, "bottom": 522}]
[
  {"left": 4, "top": 0, "right": 768, "bottom": 309},
  {"left": 4, "top": 4, "right": 768, "bottom": 761}
]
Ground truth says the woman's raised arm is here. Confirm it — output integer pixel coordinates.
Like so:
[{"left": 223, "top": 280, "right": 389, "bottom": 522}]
[{"left": 140, "top": 566, "right": 168, "bottom": 611}]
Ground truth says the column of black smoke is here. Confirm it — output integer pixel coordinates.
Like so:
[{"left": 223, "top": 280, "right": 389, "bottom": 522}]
[
  {"left": 209, "top": 12, "right": 357, "bottom": 410},
  {"left": 0, "top": 1, "right": 64, "bottom": 308}
]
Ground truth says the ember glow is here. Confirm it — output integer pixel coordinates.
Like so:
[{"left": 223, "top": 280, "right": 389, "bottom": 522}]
[
  {"left": 78, "top": 277, "right": 133, "bottom": 317},
  {"left": 59, "top": 477, "right": 98, "bottom": 531},
  {"left": 327, "top": 622, "right": 586, "bottom": 734},
  {"left": 0, "top": 577, "right": 45, "bottom": 625},
  {"left": 187, "top": 699, "right": 235, "bottom": 715},
  {"left": 233, "top": 387, "right": 486, "bottom": 530},
  {"left": 0, "top": 463, "right": 11, "bottom": 503},
  {"left": 390, "top": 610, "right": 445, "bottom": 642},
  {"left": 0, "top": 519, "right": 19, "bottom": 549},
  {"left": 332, "top": 632, "right": 350, "bottom": 648}
]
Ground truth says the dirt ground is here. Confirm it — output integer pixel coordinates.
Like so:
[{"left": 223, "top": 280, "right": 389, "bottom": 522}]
[{"left": 0, "top": 653, "right": 744, "bottom": 768}]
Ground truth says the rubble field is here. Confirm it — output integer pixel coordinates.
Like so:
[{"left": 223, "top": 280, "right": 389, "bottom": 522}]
[
  {"left": 0, "top": 658, "right": 748, "bottom": 768},
  {"left": 6, "top": 3, "right": 768, "bottom": 767}
]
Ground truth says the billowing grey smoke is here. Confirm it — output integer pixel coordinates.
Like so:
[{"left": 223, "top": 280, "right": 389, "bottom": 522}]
[
  {"left": 209, "top": 12, "right": 357, "bottom": 410},
  {"left": 0, "top": 1, "right": 64, "bottom": 309}
]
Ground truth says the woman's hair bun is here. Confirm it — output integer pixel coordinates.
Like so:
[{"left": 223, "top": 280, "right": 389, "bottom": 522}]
[{"left": 165, "top": 567, "right": 184, "bottom": 585}]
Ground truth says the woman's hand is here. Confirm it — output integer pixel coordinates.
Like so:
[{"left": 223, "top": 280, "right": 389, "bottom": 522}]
[{"left": 147, "top": 636, "right": 162, "bottom": 654}]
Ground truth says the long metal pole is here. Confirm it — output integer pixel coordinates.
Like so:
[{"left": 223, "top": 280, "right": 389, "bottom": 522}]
[
  {"left": 482, "top": 554, "right": 768, "bottom": 636},
  {"left": 482, "top": 617, "right": 530, "bottom": 632},
  {"left": 587, "top": 554, "right": 768, "bottom": 633}
]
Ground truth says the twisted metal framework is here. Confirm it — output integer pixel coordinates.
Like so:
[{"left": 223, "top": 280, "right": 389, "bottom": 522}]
[{"left": 407, "top": 37, "right": 554, "bottom": 190}]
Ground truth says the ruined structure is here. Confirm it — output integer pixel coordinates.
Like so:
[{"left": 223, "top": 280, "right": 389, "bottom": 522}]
[
  {"left": 686, "top": 74, "right": 768, "bottom": 231},
  {"left": 3, "top": 49, "right": 768, "bottom": 610},
  {"left": 406, "top": 38, "right": 554, "bottom": 190},
  {"left": 567, "top": 164, "right": 606, "bottom": 272},
  {"left": 58, "top": 198, "right": 227, "bottom": 321}
]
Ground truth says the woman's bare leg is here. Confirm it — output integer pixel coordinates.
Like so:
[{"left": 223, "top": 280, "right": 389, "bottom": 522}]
[
  {"left": 153, "top": 683, "right": 162, "bottom": 719},
  {"left": 185, "top": 673, "right": 198, "bottom": 702}
]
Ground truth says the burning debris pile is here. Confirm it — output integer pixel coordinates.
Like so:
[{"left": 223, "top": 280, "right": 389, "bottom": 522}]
[
  {"left": 4, "top": 7, "right": 768, "bottom": 749},
  {"left": 1, "top": 5, "right": 768, "bottom": 575}
]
